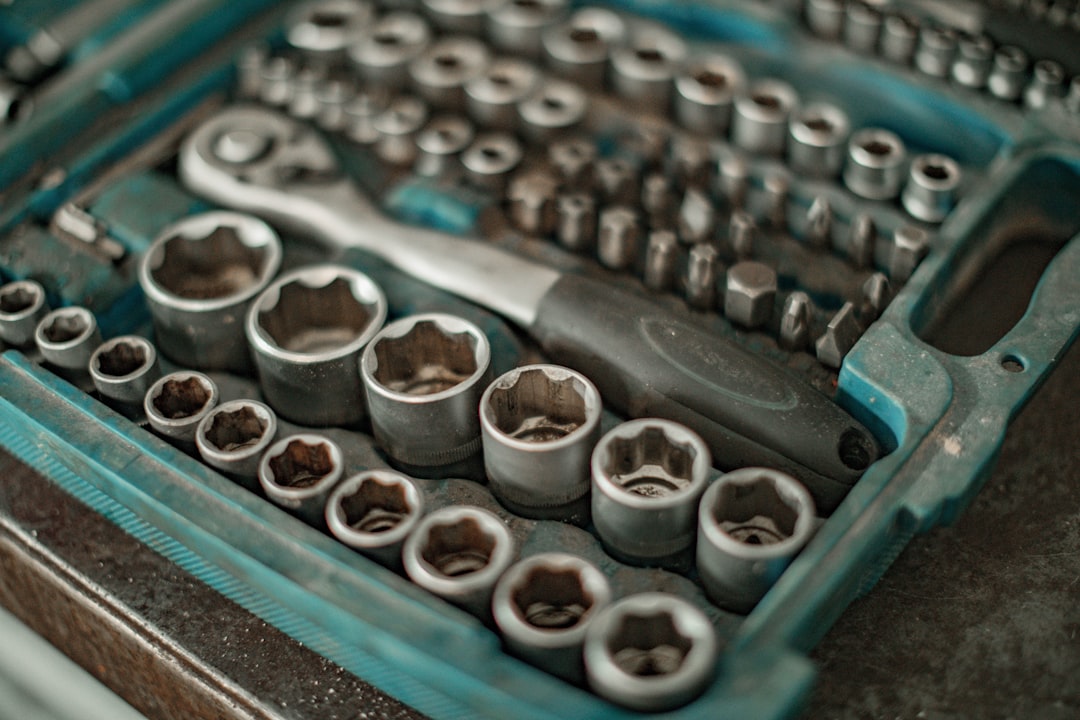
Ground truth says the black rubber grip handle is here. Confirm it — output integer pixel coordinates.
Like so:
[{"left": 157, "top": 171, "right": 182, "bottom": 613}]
[{"left": 531, "top": 274, "right": 879, "bottom": 513}]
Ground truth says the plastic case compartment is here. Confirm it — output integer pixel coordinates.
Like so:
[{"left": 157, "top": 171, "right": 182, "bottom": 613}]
[{"left": 1, "top": 1, "right": 1078, "bottom": 718}]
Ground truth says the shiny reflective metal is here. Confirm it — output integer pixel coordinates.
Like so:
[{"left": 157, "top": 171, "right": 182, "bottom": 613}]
[
  {"left": 480, "top": 364, "right": 602, "bottom": 519},
  {"left": 247, "top": 265, "right": 387, "bottom": 427},
  {"left": 555, "top": 192, "right": 597, "bottom": 252},
  {"left": 779, "top": 291, "right": 812, "bottom": 352},
  {"left": 415, "top": 114, "right": 475, "bottom": 177},
  {"left": 348, "top": 11, "right": 432, "bottom": 88},
  {"left": 422, "top": 0, "right": 495, "bottom": 33},
  {"left": 144, "top": 371, "right": 219, "bottom": 451},
  {"left": 461, "top": 132, "right": 523, "bottom": 190},
  {"left": 843, "top": 128, "right": 907, "bottom": 200},
  {"left": 409, "top": 36, "right": 492, "bottom": 110},
  {"left": 597, "top": 205, "right": 641, "bottom": 271},
  {"left": 402, "top": 505, "right": 516, "bottom": 616},
  {"left": 138, "top": 211, "right": 282, "bottom": 373},
  {"left": 195, "top": 399, "right": 278, "bottom": 489},
  {"left": 685, "top": 243, "right": 720, "bottom": 312},
  {"left": 464, "top": 57, "right": 540, "bottom": 130},
  {"left": 697, "top": 467, "right": 816, "bottom": 613},
  {"left": 34, "top": 306, "right": 102, "bottom": 376},
  {"left": 258, "top": 433, "right": 344, "bottom": 525},
  {"left": 804, "top": 0, "right": 844, "bottom": 40},
  {"left": 0, "top": 279, "right": 49, "bottom": 348},
  {"left": 951, "top": 34, "right": 994, "bottom": 89},
  {"left": 987, "top": 45, "right": 1029, "bottom": 102},
  {"left": 89, "top": 336, "right": 161, "bottom": 407},
  {"left": 541, "top": 8, "right": 625, "bottom": 90},
  {"left": 507, "top": 170, "right": 559, "bottom": 236},
  {"left": 643, "top": 229, "right": 679, "bottom": 292},
  {"left": 843, "top": 1, "right": 881, "bottom": 54},
  {"left": 731, "top": 79, "right": 798, "bottom": 156},
  {"left": 326, "top": 469, "right": 424, "bottom": 568},
  {"left": 517, "top": 78, "right": 587, "bottom": 141},
  {"left": 361, "top": 313, "right": 492, "bottom": 475},
  {"left": 886, "top": 224, "right": 929, "bottom": 282},
  {"left": 373, "top": 95, "right": 429, "bottom": 166},
  {"left": 609, "top": 25, "right": 687, "bottom": 108},
  {"left": 914, "top": 24, "right": 957, "bottom": 78},
  {"left": 285, "top": 0, "right": 373, "bottom": 63},
  {"left": 673, "top": 53, "right": 744, "bottom": 135},
  {"left": 584, "top": 593, "right": 718, "bottom": 712},
  {"left": 788, "top": 102, "right": 850, "bottom": 179},
  {"left": 902, "top": 153, "right": 961, "bottom": 223},
  {"left": 1023, "top": 59, "right": 1066, "bottom": 109},
  {"left": 815, "top": 301, "right": 861, "bottom": 368},
  {"left": 880, "top": 11, "right": 918, "bottom": 65},
  {"left": 846, "top": 212, "right": 876, "bottom": 269},
  {"left": 486, "top": 0, "right": 567, "bottom": 57},
  {"left": 724, "top": 260, "right": 777, "bottom": 329},
  {"left": 491, "top": 552, "right": 611, "bottom": 683}
]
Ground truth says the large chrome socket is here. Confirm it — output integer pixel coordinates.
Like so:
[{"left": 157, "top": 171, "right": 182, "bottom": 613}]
[
  {"left": 258, "top": 434, "right": 345, "bottom": 526},
  {"left": 139, "top": 211, "right": 282, "bottom": 373},
  {"left": 583, "top": 593, "right": 717, "bottom": 712},
  {"left": 696, "top": 467, "right": 816, "bottom": 613},
  {"left": 402, "top": 505, "right": 516, "bottom": 617},
  {"left": 195, "top": 399, "right": 278, "bottom": 490},
  {"left": 0, "top": 279, "right": 49, "bottom": 348},
  {"left": 491, "top": 552, "right": 612, "bottom": 683},
  {"left": 591, "top": 419, "right": 710, "bottom": 568},
  {"left": 247, "top": 265, "right": 386, "bottom": 427},
  {"left": 361, "top": 313, "right": 492, "bottom": 478},
  {"left": 89, "top": 335, "right": 161, "bottom": 408},
  {"left": 144, "top": 371, "right": 219, "bottom": 452},
  {"left": 480, "top": 364, "right": 602, "bottom": 521},
  {"left": 325, "top": 469, "right": 424, "bottom": 569}
]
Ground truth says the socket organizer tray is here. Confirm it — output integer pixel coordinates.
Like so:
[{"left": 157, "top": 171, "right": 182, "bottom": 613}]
[{"left": 0, "top": 0, "right": 1078, "bottom": 717}]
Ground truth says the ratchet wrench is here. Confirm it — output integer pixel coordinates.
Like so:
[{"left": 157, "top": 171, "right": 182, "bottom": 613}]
[{"left": 179, "top": 105, "right": 879, "bottom": 511}]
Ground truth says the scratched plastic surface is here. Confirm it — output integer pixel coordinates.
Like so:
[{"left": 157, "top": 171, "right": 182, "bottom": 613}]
[{"left": 1, "top": 1, "right": 1079, "bottom": 719}]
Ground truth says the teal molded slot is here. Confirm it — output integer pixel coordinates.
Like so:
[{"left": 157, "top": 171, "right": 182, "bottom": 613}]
[{"left": 594, "top": 0, "right": 788, "bottom": 49}]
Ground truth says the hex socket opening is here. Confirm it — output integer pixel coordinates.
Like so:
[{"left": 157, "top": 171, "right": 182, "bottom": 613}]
[
  {"left": 266, "top": 438, "right": 335, "bottom": 489},
  {"left": 607, "top": 611, "right": 692, "bottom": 676},
  {"left": 372, "top": 320, "right": 480, "bottom": 395},
  {"left": 40, "top": 311, "right": 91, "bottom": 345},
  {"left": 420, "top": 516, "right": 498, "bottom": 577},
  {"left": 602, "top": 427, "right": 697, "bottom": 497},
  {"left": 151, "top": 226, "right": 270, "bottom": 300},
  {"left": 338, "top": 476, "right": 417, "bottom": 534},
  {"left": 0, "top": 284, "right": 41, "bottom": 315},
  {"left": 710, "top": 474, "right": 800, "bottom": 545},
  {"left": 259, "top": 275, "right": 381, "bottom": 354},
  {"left": 152, "top": 376, "right": 213, "bottom": 419},
  {"left": 485, "top": 367, "right": 589, "bottom": 442},
  {"left": 204, "top": 406, "right": 270, "bottom": 452},
  {"left": 512, "top": 565, "right": 596, "bottom": 630},
  {"left": 94, "top": 340, "right": 149, "bottom": 378}
]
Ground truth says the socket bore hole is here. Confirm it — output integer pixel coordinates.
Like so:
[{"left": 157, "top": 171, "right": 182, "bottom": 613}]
[
  {"left": 752, "top": 92, "right": 781, "bottom": 109},
  {"left": 1001, "top": 355, "right": 1025, "bottom": 373},
  {"left": 205, "top": 406, "right": 268, "bottom": 452},
  {"left": 373, "top": 320, "right": 479, "bottom": 395},
  {"left": 604, "top": 428, "right": 696, "bottom": 497},
  {"left": 862, "top": 139, "right": 896, "bottom": 157},
  {"left": 635, "top": 47, "right": 665, "bottom": 63},
  {"left": 693, "top": 69, "right": 728, "bottom": 88},
  {"left": 153, "top": 377, "right": 211, "bottom": 419},
  {"left": 803, "top": 115, "right": 834, "bottom": 133},
  {"left": 570, "top": 27, "right": 600, "bottom": 44},
  {"left": 838, "top": 428, "right": 874, "bottom": 472},
  {"left": 259, "top": 277, "right": 375, "bottom": 353},
  {"left": 711, "top": 475, "right": 798, "bottom": 545},
  {"left": 607, "top": 612, "right": 691, "bottom": 677},
  {"left": 920, "top": 162, "right": 951, "bottom": 180},
  {"left": 487, "top": 368, "right": 588, "bottom": 442},
  {"left": 153, "top": 226, "right": 268, "bottom": 300},
  {"left": 421, "top": 517, "right": 496, "bottom": 577},
  {"left": 268, "top": 439, "right": 333, "bottom": 489},
  {"left": 41, "top": 313, "right": 89, "bottom": 344},
  {"left": 0, "top": 286, "right": 37, "bottom": 314},
  {"left": 512, "top": 567, "right": 593, "bottom": 630},
  {"left": 435, "top": 53, "right": 461, "bottom": 69},
  {"left": 341, "top": 477, "right": 413, "bottom": 533},
  {"left": 95, "top": 341, "right": 148, "bottom": 377},
  {"left": 374, "top": 30, "right": 401, "bottom": 45},
  {"left": 310, "top": 11, "right": 348, "bottom": 27}
]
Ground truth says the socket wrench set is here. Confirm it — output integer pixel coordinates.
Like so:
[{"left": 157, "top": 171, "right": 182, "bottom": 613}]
[{"left": 0, "top": 0, "right": 1078, "bottom": 716}]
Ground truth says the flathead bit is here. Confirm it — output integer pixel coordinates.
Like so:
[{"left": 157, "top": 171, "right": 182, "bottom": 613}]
[
  {"left": 728, "top": 210, "right": 756, "bottom": 260},
  {"left": 779, "top": 291, "right": 813, "bottom": 352},
  {"left": 507, "top": 171, "right": 560, "bottom": 236},
  {"left": 858, "top": 272, "right": 891, "bottom": 326},
  {"left": 556, "top": 193, "right": 597, "bottom": 253},
  {"left": 677, "top": 188, "right": 717, "bottom": 245},
  {"left": 847, "top": 212, "right": 876, "bottom": 269},
  {"left": 815, "top": 301, "right": 861, "bottom": 369},
  {"left": 643, "top": 229, "right": 680, "bottom": 292},
  {"left": 805, "top": 196, "right": 833, "bottom": 250},
  {"left": 685, "top": 243, "right": 720, "bottom": 311},
  {"left": 597, "top": 205, "right": 640, "bottom": 271}
]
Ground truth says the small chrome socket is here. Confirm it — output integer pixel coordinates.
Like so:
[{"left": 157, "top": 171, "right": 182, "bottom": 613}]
[
  {"left": 247, "top": 265, "right": 387, "bottom": 427},
  {"left": 486, "top": 0, "right": 567, "bottom": 58},
  {"left": 591, "top": 419, "right": 711, "bottom": 568},
  {"left": 422, "top": 0, "right": 494, "bottom": 34},
  {"left": 285, "top": 0, "right": 374, "bottom": 65},
  {"left": 34, "top": 306, "right": 102, "bottom": 378},
  {"left": 144, "top": 371, "right": 219, "bottom": 452},
  {"left": 914, "top": 24, "right": 957, "bottom": 78},
  {"left": 325, "top": 470, "right": 424, "bottom": 568},
  {"left": 480, "top": 364, "right": 602, "bottom": 520},
  {"left": 89, "top": 335, "right": 161, "bottom": 408},
  {"left": 415, "top": 115, "right": 475, "bottom": 177},
  {"left": 608, "top": 26, "right": 687, "bottom": 109},
  {"left": 584, "top": 593, "right": 718, "bottom": 712},
  {"left": 542, "top": 8, "right": 625, "bottom": 90},
  {"left": 804, "top": 0, "right": 844, "bottom": 40},
  {"left": 402, "top": 505, "right": 516, "bottom": 617},
  {"left": 787, "top": 102, "right": 850, "bottom": 179},
  {"left": 696, "top": 467, "right": 816, "bottom": 613},
  {"left": 491, "top": 552, "right": 612, "bottom": 683},
  {"left": 0, "top": 279, "right": 49, "bottom": 348},
  {"left": 843, "top": 1, "right": 881, "bottom": 54},
  {"left": 461, "top": 133, "right": 523, "bottom": 191},
  {"left": 517, "top": 78, "right": 587, "bottom": 142},
  {"left": 987, "top": 46, "right": 1029, "bottom": 102},
  {"left": 951, "top": 34, "right": 994, "bottom": 89},
  {"left": 843, "top": 128, "right": 907, "bottom": 200},
  {"left": 880, "top": 12, "right": 918, "bottom": 65},
  {"left": 258, "top": 434, "right": 344, "bottom": 526},
  {"left": 464, "top": 57, "right": 540, "bottom": 130},
  {"left": 901, "top": 153, "right": 961, "bottom": 223},
  {"left": 373, "top": 95, "right": 429, "bottom": 166},
  {"left": 361, "top": 313, "right": 492, "bottom": 477},
  {"left": 731, "top": 79, "right": 798, "bottom": 156},
  {"left": 673, "top": 54, "right": 745, "bottom": 135},
  {"left": 409, "top": 36, "right": 492, "bottom": 111},
  {"left": 139, "top": 211, "right": 282, "bottom": 373},
  {"left": 196, "top": 399, "right": 278, "bottom": 489},
  {"left": 347, "top": 11, "right": 432, "bottom": 89}
]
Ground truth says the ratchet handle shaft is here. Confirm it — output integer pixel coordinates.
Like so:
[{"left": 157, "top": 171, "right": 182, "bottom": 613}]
[{"left": 531, "top": 274, "right": 878, "bottom": 513}]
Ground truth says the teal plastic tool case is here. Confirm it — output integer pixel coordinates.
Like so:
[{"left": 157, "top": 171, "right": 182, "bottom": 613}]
[{"left": 1, "top": 1, "right": 1078, "bottom": 717}]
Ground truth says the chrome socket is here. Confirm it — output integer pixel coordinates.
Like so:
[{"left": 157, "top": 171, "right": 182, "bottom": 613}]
[
  {"left": 285, "top": 0, "right": 373, "bottom": 65},
  {"left": 343, "top": 90, "right": 390, "bottom": 145},
  {"left": 804, "top": 0, "right": 844, "bottom": 40},
  {"left": 89, "top": 335, "right": 161, "bottom": 407},
  {"left": 843, "top": 1, "right": 881, "bottom": 54},
  {"left": 542, "top": 8, "right": 625, "bottom": 90},
  {"left": 914, "top": 25, "right": 957, "bottom": 78},
  {"left": 373, "top": 95, "right": 429, "bottom": 166},
  {"left": 902, "top": 153, "right": 961, "bottom": 223},
  {"left": 257, "top": 55, "right": 295, "bottom": 108},
  {"left": 608, "top": 26, "right": 687, "bottom": 109},
  {"left": 491, "top": 552, "right": 612, "bottom": 683},
  {"left": 138, "top": 211, "right": 282, "bottom": 373},
  {"left": 517, "top": 78, "right": 587, "bottom": 142},
  {"left": 480, "top": 364, "right": 602, "bottom": 520},
  {"left": 880, "top": 12, "right": 918, "bottom": 65},
  {"left": 347, "top": 11, "right": 432, "bottom": 89},
  {"left": 402, "top": 505, "right": 516, "bottom": 617},
  {"left": 361, "top": 313, "right": 492, "bottom": 476},
  {"left": 409, "top": 36, "right": 492, "bottom": 111},
  {"left": 731, "top": 79, "right": 798, "bottom": 156},
  {"left": 951, "top": 34, "right": 994, "bottom": 89},
  {"left": 591, "top": 419, "right": 711, "bottom": 568},
  {"left": 195, "top": 399, "right": 278, "bottom": 489},
  {"left": 461, "top": 132, "right": 523, "bottom": 191},
  {"left": 422, "top": 0, "right": 495, "bottom": 34},
  {"left": 464, "top": 57, "right": 540, "bottom": 130},
  {"left": 0, "top": 279, "right": 49, "bottom": 348},
  {"left": 987, "top": 46, "right": 1029, "bottom": 102},
  {"left": 247, "top": 265, "right": 387, "bottom": 427},
  {"left": 673, "top": 54, "right": 745, "bottom": 135},
  {"left": 507, "top": 170, "right": 559, "bottom": 236},
  {"left": 34, "top": 306, "right": 102, "bottom": 377},
  {"left": 787, "top": 102, "right": 850, "bottom": 179},
  {"left": 696, "top": 467, "right": 816, "bottom": 613},
  {"left": 486, "top": 0, "right": 568, "bottom": 58},
  {"left": 584, "top": 593, "right": 717, "bottom": 712},
  {"left": 325, "top": 470, "right": 424, "bottom": 568},
  {"left": 144, "top": 371, "right": 219, "bottom": 452},
  {"left": 1024, "top": 59, "right": 1066, "bottom": 110},
  {"left": 258, "top": 434, "right": 345, "bottom": 526},
  {"left": 415, "top": 115, "right": 475, "bottom": 177},
  {"left": 843, "top": 128, "right": 907, "bottom": 200}
]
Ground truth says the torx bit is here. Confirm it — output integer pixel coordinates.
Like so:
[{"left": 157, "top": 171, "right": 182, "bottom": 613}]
[
  {"left": 779, "top": 291, "right": 812, "bottom": 351},
  {"left": 643, "top": 229, "right": 679, "bottom": 292},
  {"left": 685, "top": 243, "right": 720, "bottom": 311},
  {"left": 597, "top": 205, "right": 640, "bottom": 271}
]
